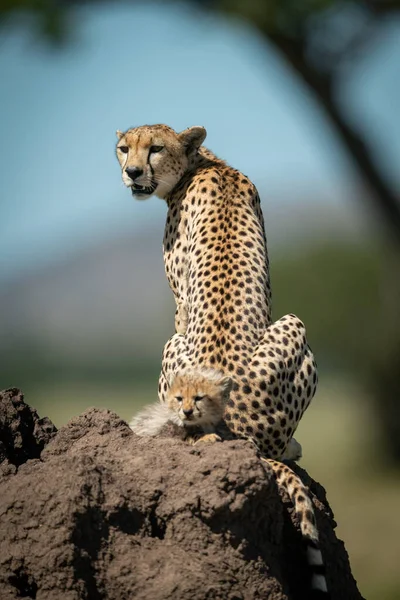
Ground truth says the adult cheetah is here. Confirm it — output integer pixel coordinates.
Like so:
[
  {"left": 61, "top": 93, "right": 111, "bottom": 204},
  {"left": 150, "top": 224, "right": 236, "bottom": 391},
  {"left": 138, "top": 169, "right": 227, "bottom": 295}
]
[{"left": 116, "top": 124, "right": 318, "bottom": 459}]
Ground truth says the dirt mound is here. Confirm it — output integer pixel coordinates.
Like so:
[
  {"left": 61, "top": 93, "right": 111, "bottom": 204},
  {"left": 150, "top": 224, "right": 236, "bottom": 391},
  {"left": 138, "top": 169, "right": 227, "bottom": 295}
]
[
  {"left": 0, "top": 388, "right": 364, "bottom": 600},
  {"left": 0, "top": 388, "right": 57, "bottom": 474}
]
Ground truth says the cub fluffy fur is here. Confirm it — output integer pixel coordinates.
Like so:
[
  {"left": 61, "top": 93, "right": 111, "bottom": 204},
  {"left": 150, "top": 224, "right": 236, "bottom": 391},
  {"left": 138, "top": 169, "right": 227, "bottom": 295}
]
[{"left": 129, "top": 369, "right": 232, "bottom": 444}]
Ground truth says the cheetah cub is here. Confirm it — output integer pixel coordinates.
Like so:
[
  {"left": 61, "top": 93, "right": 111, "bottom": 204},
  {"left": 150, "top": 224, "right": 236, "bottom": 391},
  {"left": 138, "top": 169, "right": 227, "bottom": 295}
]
[{"left": 129, "top": 369, "right": 232, "bottom": 445}]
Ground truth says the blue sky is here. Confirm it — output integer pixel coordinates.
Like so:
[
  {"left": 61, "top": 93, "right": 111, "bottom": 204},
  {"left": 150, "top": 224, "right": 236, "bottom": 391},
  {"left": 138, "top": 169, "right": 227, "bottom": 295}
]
[{"left": 1, "top": 3, "right": 399, "bottom": 282}]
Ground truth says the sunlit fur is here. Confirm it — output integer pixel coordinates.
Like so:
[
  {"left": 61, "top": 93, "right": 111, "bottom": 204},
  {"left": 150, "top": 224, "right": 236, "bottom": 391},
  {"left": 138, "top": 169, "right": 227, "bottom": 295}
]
[
  {"left": 129, "top": 402, "right": 174, "bottom": 437},
  {"left": 115, "top": 124, "right": 206, "bottom": 200}
]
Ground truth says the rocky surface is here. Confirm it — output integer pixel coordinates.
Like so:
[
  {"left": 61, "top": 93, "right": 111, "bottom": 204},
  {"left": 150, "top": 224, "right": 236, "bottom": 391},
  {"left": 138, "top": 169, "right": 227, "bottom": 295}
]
[
  {"left": 0, "top": 388, "right": 364, "bottom": 600},
  {"left": 0, "top": 388, "right": 57, "bottom": 474}
]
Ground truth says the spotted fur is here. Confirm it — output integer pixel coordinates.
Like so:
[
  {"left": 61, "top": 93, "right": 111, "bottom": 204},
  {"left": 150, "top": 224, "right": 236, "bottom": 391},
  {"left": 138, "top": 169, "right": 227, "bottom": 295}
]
[{"left": 116, "top": 124, "right": 318, "bottom": 459}]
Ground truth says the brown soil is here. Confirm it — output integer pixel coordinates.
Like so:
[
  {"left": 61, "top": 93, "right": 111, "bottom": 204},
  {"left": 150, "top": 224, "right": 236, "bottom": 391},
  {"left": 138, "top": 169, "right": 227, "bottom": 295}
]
[{"left": 0, "top": 388, "right": 364, "bottom": 600}]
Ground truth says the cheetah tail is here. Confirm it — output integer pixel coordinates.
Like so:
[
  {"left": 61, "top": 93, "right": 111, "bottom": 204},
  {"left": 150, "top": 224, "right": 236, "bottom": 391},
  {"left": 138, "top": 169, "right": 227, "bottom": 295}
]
[
  {"left": 262, "top": 458, "right": 329, "bottom": 598},
  {"left": 129, "top": 402, "right": 173, "bottom": 436}
]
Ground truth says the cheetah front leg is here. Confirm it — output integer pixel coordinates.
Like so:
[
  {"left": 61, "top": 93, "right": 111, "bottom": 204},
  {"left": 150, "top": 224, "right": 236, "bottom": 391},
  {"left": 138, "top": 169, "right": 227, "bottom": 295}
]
[
  {"left": 174, "top": 297, "right": 188, "bottom": 335},
  {"left": 158, "top": 332, "right": 193, "bottom": 404}
]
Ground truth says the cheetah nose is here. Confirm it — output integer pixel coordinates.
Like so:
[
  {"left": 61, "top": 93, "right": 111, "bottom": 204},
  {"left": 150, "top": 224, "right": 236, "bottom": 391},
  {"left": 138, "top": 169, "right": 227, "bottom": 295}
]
[
  {"left": 183, "top": 408, "right": 194, "bottom": 417},
  {"left": 125, "top": 166, "right": 143, "bottom": 181}
]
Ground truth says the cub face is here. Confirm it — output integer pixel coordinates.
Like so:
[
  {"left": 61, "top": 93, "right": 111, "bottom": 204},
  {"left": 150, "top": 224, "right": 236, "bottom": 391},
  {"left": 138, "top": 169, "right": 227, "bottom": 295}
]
[
  {"left": 115, "top": 124, "right": 206, "bottom": 200},
  {"left": 166, "top": 370, "right": 232, "bottom": 428}
]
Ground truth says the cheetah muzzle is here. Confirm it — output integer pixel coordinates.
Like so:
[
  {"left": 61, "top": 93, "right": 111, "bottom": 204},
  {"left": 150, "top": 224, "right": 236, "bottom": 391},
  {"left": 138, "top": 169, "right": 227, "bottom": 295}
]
[{"left": 131, "top": 181, "right": 157, "bottom": 197}]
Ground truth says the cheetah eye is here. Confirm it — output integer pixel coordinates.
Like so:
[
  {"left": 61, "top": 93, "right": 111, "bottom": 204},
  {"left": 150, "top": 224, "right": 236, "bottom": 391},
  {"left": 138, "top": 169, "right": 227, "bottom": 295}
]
[
  {"left": 118, "top": 146, "right": 129, "bottom": 154},
  {"left": 150, "top": 145, "right": 164, "bottom": 154},
  {"left": 194, "top": 395, "right": 204, "bottom": 403},
  {"left": 175, "top": 396, "right": 183, "bottom": 403}
]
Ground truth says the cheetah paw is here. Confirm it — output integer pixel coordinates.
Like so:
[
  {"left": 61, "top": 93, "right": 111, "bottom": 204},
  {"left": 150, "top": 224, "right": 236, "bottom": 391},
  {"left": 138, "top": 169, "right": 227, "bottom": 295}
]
[{"left": 194, "top": 433, "right": 222, "bottom": 445}]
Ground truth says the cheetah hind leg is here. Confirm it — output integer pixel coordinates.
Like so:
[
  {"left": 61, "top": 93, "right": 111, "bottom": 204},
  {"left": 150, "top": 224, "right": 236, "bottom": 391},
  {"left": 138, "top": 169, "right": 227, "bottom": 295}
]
[
  {"left": 262, "top": 458, "right": 329, "bottom": 597},
  {"left": 249, "top": 313, "right": 317, "bottom": 459}
]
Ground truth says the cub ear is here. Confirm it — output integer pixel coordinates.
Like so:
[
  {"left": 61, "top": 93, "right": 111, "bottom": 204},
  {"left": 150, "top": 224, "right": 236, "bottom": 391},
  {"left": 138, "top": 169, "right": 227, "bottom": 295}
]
[
  {"left": 167, "top": 373, "right": 176, "bottom": 388},
  {"left": 179, "top": 126, "right": 207, "bottom": 153},
  {"left": 116, "top": 129, "right": 123, "bottom": 140},
  {"left": 219, "top": 376, "right": 233, "bottom": 395}
]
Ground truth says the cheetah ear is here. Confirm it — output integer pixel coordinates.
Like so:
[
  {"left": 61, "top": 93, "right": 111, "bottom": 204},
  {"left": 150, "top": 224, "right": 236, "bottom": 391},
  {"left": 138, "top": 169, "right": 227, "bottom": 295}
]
[
  {"left": 116, "top": 130, "right": 123, "bottom": 140},
  {"left": 219, "top": 376, "right": 233, "bottom": 395},
  {"left": 179, "top": 126, "right": 207, "bottom": 153}
]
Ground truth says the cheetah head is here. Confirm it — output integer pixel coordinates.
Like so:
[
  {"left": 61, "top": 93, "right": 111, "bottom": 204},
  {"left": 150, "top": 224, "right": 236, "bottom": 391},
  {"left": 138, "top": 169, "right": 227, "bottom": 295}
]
[
  {"left": 166, "top": 369, "right": 232, "bottom": 428},
  {"left": 115, "top": 124, "right": 206, "bottom": 200}
]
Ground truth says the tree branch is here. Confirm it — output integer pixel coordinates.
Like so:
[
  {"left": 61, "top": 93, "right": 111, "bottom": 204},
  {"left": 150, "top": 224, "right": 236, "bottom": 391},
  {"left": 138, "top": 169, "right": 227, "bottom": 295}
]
[{"left": 268, "top": 31, "right": 400, "bottom": 245}]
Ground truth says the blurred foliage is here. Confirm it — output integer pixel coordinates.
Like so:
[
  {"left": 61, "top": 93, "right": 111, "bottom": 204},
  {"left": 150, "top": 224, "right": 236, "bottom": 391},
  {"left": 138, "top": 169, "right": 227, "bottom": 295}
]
[
  {"left": 271, "top": 241, "right": 381, "bottom": 374},
  {"left": 0, "top": 0, "right": 71, "bottom": 45},
  {"left": 216, "top": 0, "right": 351, "bottom": 38},
  {"left": 0, "top": 239, "right": 383, "bottom": 385},
  {"left": 211, "top": 0, "right": 400, "bottom": 242}
]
